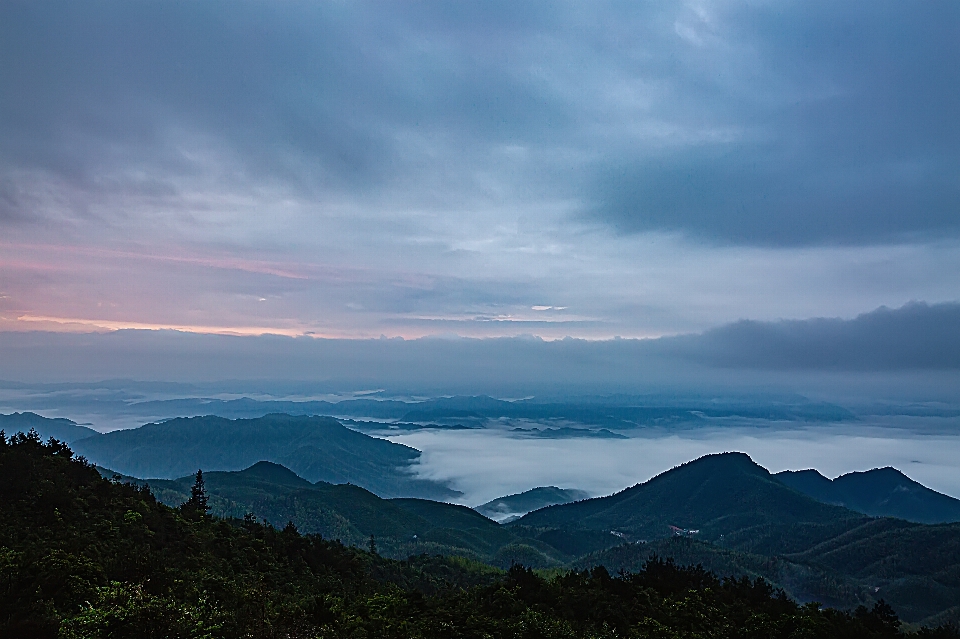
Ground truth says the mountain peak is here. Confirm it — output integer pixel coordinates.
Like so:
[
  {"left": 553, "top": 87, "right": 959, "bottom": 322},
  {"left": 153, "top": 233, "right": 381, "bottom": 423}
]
[
  {"left": 237, "top": 461, "right": 311, "bottom": 487},
  {"left": 515, "top": 451, "right": 852, "bottom": 538},
  {"left": 71, "top": 413, "right": 455, "bottom": 498},
  {"left": 476, "top": 486, "right": 590, "bottom": 522},
  {"left": 777, "top": 465, "right": 960, "bottom": 524},
  {"left": 653, "top": 451, "right": 769, "bottom": 483}
]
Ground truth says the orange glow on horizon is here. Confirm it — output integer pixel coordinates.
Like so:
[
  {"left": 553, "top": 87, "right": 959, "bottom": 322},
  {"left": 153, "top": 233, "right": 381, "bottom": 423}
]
[
  {"left": 12, "top": 315, "right": 323, "bottom": 338},
  {"left": 3, "top": 315, "right": 667, "bottom": 342}
]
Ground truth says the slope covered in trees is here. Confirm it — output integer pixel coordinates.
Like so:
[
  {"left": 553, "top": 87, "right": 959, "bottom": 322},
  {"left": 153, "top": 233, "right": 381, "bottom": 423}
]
[
  {"left": 515, "top": 452, "right": 864, "bottom": 541},
  {"left": 513, "top": 452, "right": 960, "bottom": 624},
  {"left": 98, "top": 448, "right": 960, "bottom": 624},
  {"left": 0, "top": 412, "right": 98, "bottom": 444},
  {"left": 3, "top": 430, "right": 956, "bottom": 638},
  {"left": 776, "top": 467, "right": 960, "bottom": 524},
  {"left": 71, "top": 413, "right": 457, "bottom": 498},
  {"left": 117, "top": 461, "right": 617, "bottom": 567}
]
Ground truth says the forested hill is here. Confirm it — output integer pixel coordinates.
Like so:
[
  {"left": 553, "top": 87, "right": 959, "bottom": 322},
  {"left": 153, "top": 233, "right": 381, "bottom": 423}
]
[
  {"left": 0, "top": 412, "right": 98, "bottom": 443},
  {"left": 111, "top": 461, "right": 617, "bottom": 568},
  {"left": 776, "top": 467, "right": 960, "bottom": 524},
  {"left": 514, "top": 452, "right": 960, "bottom": 624},
  {"left": 2, "top": 430, "right": 955, "bottom": 639},
  {"left": 71, "top": 413, "right": 457, "bottom": 499},
  {"left": 514, "top": 452, "right": 862, "bottom": 540}
]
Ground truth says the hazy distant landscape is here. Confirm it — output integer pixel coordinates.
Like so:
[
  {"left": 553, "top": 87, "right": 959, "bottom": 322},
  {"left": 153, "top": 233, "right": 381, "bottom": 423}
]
[{"left": 4, "top": 381, "right": 960, "bottom": 503}]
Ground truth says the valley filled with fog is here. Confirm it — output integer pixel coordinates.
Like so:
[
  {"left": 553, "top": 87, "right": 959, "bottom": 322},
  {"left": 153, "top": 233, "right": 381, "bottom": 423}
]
[
  {"left": 387, "top": 418, "right": 960, "bottom": 506},
  {"left": 3, "top": 377, "right": 958, "bottom": 506}
]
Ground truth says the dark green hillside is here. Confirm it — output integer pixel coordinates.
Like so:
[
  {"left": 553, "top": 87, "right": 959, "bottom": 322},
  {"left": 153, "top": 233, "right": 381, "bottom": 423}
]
[
  {"left": 775, "top": 468, "right": 836, "bottom": 502},
  {"left": 0, "top": 429, "right": 502, "bottom": 638},
  {"left": 144, "top": 464, "right": 436, "bottom": 548},
  {"left": 791, "top": 520, "right": 960, "bottom": 623},
  {"left": 101, "top": 449, "right": 960, "bottom": 624},
  {"left": 390, "top": 499, "right": 524, "bottom": 561},
  {"left": 136, "top": 463, "right": 607, "bottom": 567},
  {"left": 574, "top": 522, "right": 960, "bottom": 625},
  {"left": 515, "top": 452, "right": 864, "bottom": 544},
  {"left": 72, "top": 413, "right": 457, "bottom": 498},
  {"left": 8, "top": 432, "right": 940, "bottom": 638},
  {"left": 777, "top": 467, "right": 960, "bottom": 524},
  {"left": 573, "top": 537, "right": 877, "bottom": 612},
  {"left": 0, "top": 412, "right": 98, "bottom": 444},
  {"left": 392, "top": 498, "right": 503, "bottom": 532}
]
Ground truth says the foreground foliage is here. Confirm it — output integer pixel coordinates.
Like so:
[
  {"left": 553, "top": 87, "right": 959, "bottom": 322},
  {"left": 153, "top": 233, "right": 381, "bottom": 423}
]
[{"left": 1, "top": 430, "right": 958, "bottom": 638}]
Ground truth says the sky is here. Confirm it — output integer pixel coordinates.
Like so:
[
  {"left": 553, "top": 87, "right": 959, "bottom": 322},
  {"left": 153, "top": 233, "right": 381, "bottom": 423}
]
[{"left": 2, "top": 0, "right": 959, "bottom": 346}]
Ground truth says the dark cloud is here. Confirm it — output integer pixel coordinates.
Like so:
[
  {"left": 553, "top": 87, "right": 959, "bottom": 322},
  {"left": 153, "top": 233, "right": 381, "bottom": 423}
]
[
  {"left": 0, "top": 1, "right": 573, "bottom": 217},
  {"left": 679, "top": 302, "right": 960, "bottom": 370},
  {"left": 592, "top": 1, "right": 960, "bottom": 245},
  {"left": 3, "top": 1, "right": 956, "bottom": 244},
  {"left": 1, "top": 305, "right": 958, "bottom": 402}
]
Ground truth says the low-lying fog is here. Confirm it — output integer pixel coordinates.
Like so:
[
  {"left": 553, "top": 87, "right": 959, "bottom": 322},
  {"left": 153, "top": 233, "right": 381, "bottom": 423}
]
[{"left": 387, "top": 418, "right": 960, "bottom": 506}]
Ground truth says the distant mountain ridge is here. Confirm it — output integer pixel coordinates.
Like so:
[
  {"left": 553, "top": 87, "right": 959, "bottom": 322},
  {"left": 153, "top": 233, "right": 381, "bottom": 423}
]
[
  {"left": 476, "top": 486, "right": 591, "bottom": 522},
  {"left": 0, "top": 412, "right": 99, "bottom": 443},
  {"left": 53, "top": 394, "right": 855, "bottom": 429},
  {"left": 776, "top": 467, "right": 960, "bottom": 524},
  {"left": 72, "top": 413, "right": 458, "bottom": 499}
]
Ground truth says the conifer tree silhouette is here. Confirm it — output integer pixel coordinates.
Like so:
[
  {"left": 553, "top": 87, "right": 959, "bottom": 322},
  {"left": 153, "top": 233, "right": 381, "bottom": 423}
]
[{"left": 185, "top": 469, "right": 209, "bottom": 513}]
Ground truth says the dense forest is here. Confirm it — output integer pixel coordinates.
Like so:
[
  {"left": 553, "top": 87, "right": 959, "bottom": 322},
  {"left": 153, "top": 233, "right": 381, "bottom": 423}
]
[{"left": 2, "top": 430, "right": 959, "bottom": 638}]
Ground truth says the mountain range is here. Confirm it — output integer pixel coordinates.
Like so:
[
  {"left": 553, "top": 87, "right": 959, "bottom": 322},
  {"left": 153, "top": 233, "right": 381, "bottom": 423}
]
[
  {"left": 4, "top": 432, "right": 927, "bottom": 638},
  {"left": 7, "top": 411, "right": 960, "bottom": 524},
  {"left": 515, "top": 453, "right": 960, "bottom": 624},
  {"left": 150, "top": 453, "right": 960, "bottom": 623},
  {"left": 776, "top": 467, "right": 960, "bottom": 524},
  {"left": 98, "top": 447, "right": 960, "bottom": 624},
  {"left": 1, "top": 393, "right": 857, "bottom": 432},
  {"left": 6, "top": 411, "right": 960, "bottom": 623},
  {"left": 28, "top": 413, "right": 459, "bottom": 499}
]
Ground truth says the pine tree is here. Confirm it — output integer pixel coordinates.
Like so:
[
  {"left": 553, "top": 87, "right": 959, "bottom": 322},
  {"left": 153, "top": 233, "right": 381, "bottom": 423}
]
[{"left": 185, "top": 469, "right": 209, "bottom": 514}]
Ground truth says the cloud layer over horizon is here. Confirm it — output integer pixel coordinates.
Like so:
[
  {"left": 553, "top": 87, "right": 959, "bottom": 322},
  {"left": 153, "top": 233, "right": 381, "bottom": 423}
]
[
  {"left": 3, "top": 303, "right": 960, "bottom": 404},
  {"left": 1, "top": 1, "right": 959, "bottom": 340}
]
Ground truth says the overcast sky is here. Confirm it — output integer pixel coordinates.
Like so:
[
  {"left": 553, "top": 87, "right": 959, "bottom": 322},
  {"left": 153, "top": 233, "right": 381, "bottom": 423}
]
[{"left": 2, "top": 1, "right": 959, "bottom": 342}]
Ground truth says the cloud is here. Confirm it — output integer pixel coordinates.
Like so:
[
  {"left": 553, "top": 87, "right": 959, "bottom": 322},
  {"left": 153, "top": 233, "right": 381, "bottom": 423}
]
[
  {"left": 390, "top": 426, "right": 960, "bottom": 504},
  {"left": 2, "top": 304, "right": 959, "bottom": 402},
  {"left": 589, "top": 2, "right": 960, "bottom": 245},
  {"left": 673, "top": 302, "right": 960, "bottom": 370},
  {"left": 2, "top": 1, "right": 957, "bottom": 246},
  {"left": 2, "top": 3, "right": 959, "bottom": 346},
  {"left": 0, "top": 1, "right": 572, "bottom": 227}
]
